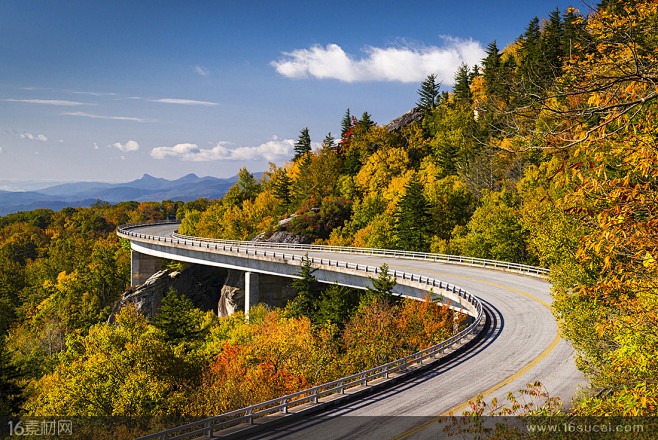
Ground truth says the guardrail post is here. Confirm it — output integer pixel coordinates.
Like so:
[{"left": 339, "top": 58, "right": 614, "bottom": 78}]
[
  {"left": 311, "top": 389, "right": 318, "bottom": 404},
  {"left": 281, "top": 398, "right": 288, "bottom": 414},
  {"left": 246, "top": 408, "right": 253, "bottom": 424}
]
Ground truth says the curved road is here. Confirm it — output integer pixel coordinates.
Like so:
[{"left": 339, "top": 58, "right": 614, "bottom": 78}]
[{"left": 126, "top": 224, "right": 587, "bottom": 439}]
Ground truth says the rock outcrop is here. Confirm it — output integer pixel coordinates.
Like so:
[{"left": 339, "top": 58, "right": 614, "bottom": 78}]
[
  {"left": 109, "top": 264, "right": 227, "bottom": 323},
  {"left": 263, "top": 230, "right": 313, "bottom": 244},
  {"left": 386, "top": 106, "right": 424, "bottom": 132},
  {"left": 251, "top": 214, "right": 313, "bottom": 244},
  {"left": 217, "top": 269, "right": 245, "bottom": 317}
]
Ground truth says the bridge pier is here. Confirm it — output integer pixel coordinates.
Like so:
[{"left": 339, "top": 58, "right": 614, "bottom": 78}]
[
  {"left": 131, "top": 250, "right": 162, "bottom": 287},
  {"left": 245, "top": 272, "right": 259, "bottom": 315}
]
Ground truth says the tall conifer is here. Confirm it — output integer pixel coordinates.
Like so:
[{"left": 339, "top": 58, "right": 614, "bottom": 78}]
[
  {"left": 393, "top": 175, "right": 430, "bottom": 252},
  {"left": 417, "top": 74, "right": 441, "bottom": 113},
  {"left": 293, "top": 127, "right": 311, "bottom": 160}
]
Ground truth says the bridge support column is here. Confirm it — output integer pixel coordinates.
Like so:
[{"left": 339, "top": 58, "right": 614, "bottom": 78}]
[
  {"left": 131, "top": 250, "right": 162, "bottom": 287},
  {"left": 244, "top": 272, "right": 259, "bottom": 315}
]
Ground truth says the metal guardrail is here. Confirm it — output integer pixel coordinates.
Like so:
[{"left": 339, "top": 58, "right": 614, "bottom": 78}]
[
  {"left": 115, "top": 220, "right": 533, "bottom": 439},
  {"left": 118, "top": 220, "right": 549, "bottom": 277}
]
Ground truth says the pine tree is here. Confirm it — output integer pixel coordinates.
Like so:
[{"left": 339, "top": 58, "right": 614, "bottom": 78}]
[
  {"left": 540, "top": 8, "right": 564, "bottom": 80},
  {"left": 340, "top": 108, "right": 352, "bottom": 139},
  {"left": 293, "top": 127, "right": 311, "bottom": 160},
  {"left": 366, "top": 264, "right": 396, "bottom": 301},
  {"left": 482, "top": 41, "right": 502, "bottom": 98},
  {"left": 453, "top": 63, "right": 472, "bottom": 104},
  {"left": 152, "top": 288, "right": 204, "bottom": 344},
  {"left": 288, "top": 255, "right": 322, "bottom": 318},
  {"left": 357, "top": 112, "right": 374, "bottom": 134},
  {"left": 272, "top": 169, "right": 291, "bottom": 208},
  {"left": 417, "top": 74, "right": 441, "bottom": 113},
  {"left": 322, "top": 132, "right": 335, "bottom": 152},
  {"left": 393, "top": 175, "right": 430, "bottom": 252}
]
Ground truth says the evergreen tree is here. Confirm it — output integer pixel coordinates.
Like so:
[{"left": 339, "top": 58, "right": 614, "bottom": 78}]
[
  {"left": 453, "top": 63, "right": 472, "bottom": 104},
  {"left": 223, "top": 167, "right": 262, "bottom": 206},
  {"left": 417, "top": 74, "right": 441, "bottom": 113},
  {"left": 482, "top": 41, "right": 503, "bottom": 98},
  {"left": 152, "top": 288, "right": 205, "bottom": 345},
  {"left": 367, "top": 264, "right": 396, "bottom": 299},
  {"left": 340, "top": 108, "right": 352, "bottom": 139},
  {"left": 322, "top": 132, "right": 335, "bottom": 152},
  {"left": 540, "top": 8, "right": 564, "bottom": 80},
  {"left": 516, "top": 17, "right": 543, "bottom": 101},
  {"left": 0, "top": 339, "right": 24, "bottom": 415},
  {"left": 562, "top": 7, "right": 588, "bottom": 61},
  {"left": 356, "top": 112, "right": 374, "bottom": 135},
  {"left": 272, "top": 169, "right": 291, "bottom": 209},
  {"left": 288, "top": 255, "right": 322, "bottom": 318},
  {"left": 393, "top": 175, "right": 430, "bottom": 252},
  {"left": 293, "top": 127, "right": 312, "bottom": 160}
]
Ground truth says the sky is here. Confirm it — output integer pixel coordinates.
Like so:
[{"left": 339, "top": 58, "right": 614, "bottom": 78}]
[{"left": 0, "top": 0, "right": 577, "bottom": 188}]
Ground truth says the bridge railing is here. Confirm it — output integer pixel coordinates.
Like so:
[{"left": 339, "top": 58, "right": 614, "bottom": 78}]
[
  {"left": 118, "top": 221, "right": 488, "bottom": 439},
  {"left": 117, "top": 220, "right": 549, "bottom": 277}
]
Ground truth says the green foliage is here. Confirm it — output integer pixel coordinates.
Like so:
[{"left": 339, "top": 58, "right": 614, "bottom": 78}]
[
  {"left": 152, "top": 289, "right": 207, "bottom": 346},
  {"left": 393, "top": 174, "right": 430, "bottom": 251},
  {"left": 293, "top": 126, "right": 312, "bottom": 160},
  {"left": 223, "top": 167, "right": 262, "bottom": 207},
  {"left": 287, "top": 197, "right": 352, "bottom": 240},
  {"left": 363, "top": 264, "right": 396, "bottom": 305},
  {"left": 0, "top": 338, "right": 24, "bottom": 415},
  {"left": 286, "top": 256, "right": 323, "bottom": 319},
  {"left": 451, "top": 189, "right": 533, "bottom": 264},
  {"left": 417, "top": 74, "right": 441, "bottom": 113}
]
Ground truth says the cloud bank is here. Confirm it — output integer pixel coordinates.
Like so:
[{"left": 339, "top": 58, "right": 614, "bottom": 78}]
[
  {"left": 6, "top": 99, "right": 87, "bottom": 106},
  {"left": 20, "top": 133, "right": 48, "bottom": 142},
  {"left": 271, "top": 37, "right": 485, "bottom": 84},
  {"left": 112, "top": 140, "right": 140, "bottom": 152},
  {"left": 150, "top": 98, "right": 219, "bottom": 106},
  {"left": 63, "top": 112, "right": 157, "bottom": 123},
  {"left": 150, "top": 138, "right": 293, "bottom": 162}
]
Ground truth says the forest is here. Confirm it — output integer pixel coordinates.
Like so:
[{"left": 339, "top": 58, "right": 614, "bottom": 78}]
[{"left": 0, "top": 0, "right": 656, "bottom": 434}]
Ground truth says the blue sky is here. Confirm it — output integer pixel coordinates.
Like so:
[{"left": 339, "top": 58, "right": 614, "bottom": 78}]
[{"left": 0, "top": 0, "right": 575, "bottom": 187}]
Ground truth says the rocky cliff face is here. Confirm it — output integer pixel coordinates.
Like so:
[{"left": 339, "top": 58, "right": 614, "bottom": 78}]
[
  {"left": 386, "top": 106, "right": 424, "bottom": 132},
  {"left": 109, "top": 264, "right": 227, "bottom": 323}
]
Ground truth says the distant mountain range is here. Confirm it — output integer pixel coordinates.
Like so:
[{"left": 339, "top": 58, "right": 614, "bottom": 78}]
[{"left": 0, "top": 173, "right": 246, "bottom": 216}]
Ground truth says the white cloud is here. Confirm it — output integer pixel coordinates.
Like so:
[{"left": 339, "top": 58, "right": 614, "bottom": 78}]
[
  {"left": 63, "top": 112, "right": 157, "bottom": 123},
  {"left": 150, "top": 98, "right": 219, "bottom": 106},
  {"left": 6, "top": 99, "right": 87, "bottom": 106},
  {"left": 71, "top": 90, "right": 117, "bottom": 96},
  {"left": 151, "top": 138, "right": 294, "bottom": 162},
  {"left": 112, "top": 140, "right": 140, "bottom": 152},
  {"left": 194, "top": 65, "right": 209, "bottom": 76},
  {"left": 20, "top": 133, "right": 48, "bottom": 142},
  {"left": 0, "top": 147, "right": 3, "bottom": 153},
  {"left": 93, "top": 143, "right": 100, "bottom": 150},
  {"left": 271, "top": 37, "right": 485, "bottom": 84}
]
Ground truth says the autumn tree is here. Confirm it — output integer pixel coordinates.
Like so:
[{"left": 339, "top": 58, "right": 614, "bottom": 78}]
[{"left": 504, "top": 1, "right": 658, "bottom": 414}]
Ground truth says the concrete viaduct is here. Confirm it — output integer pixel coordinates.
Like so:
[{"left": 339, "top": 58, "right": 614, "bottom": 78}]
[{"left": 118, "top": 221, "right": 586, "bottom": 439}]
